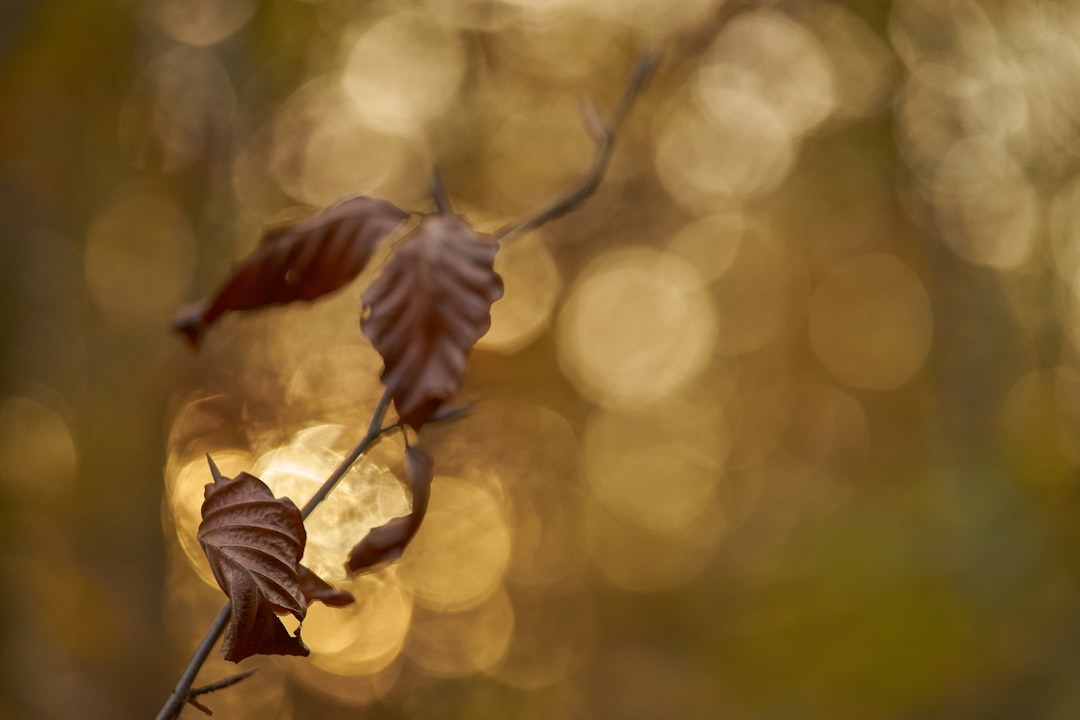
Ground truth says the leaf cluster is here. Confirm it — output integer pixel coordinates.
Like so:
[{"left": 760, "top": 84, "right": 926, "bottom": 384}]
[{"left": 179, "top": 193, "right": 498, "bottom": 659}]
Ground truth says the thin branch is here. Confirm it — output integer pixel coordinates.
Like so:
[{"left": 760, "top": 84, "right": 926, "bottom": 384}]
[
  {"left": 155, "top": 391, "right": 395, "bottom": 720},
  {"left": 190, "top": 669, "right": 258, "bottom": 698},
  {"left": 300, "top": 388, "right": 393, "bottom": 519},
  {"left": 495, "top": 49, "right": 661, "bottom": 241},
  {"left": 155, "top": 605, "right": 231, "bottom": 720},
  {"left": 185, "top": 670, "right": 258, "bottom": 716}
]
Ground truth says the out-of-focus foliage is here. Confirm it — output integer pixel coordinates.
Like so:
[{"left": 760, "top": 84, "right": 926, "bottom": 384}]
[{"left": 6, "top": 0, "right": 1080, "bottom": 718}]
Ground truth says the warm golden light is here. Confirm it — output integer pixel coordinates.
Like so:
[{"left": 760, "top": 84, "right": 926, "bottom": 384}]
[
  {"left": 587, "top": 502, "right": 725, "bottom": 593},
  {"left": 491, "top": 588, "right": 594, "bottom": 689},
  {"left": 0, "top": 395, "right": 77, "bottom": 499},
  {"left": 708, "top": 219, "right": 791, "bottom": 355},
  {"left": 342, "top": 12, "right": 466, "bottom": 135},
  {"left": 811, "top": 5, "right": 896, "bottom": 121},
  {"left": 667, "top": 212, "right": 745, "bottom": 283},
  {"left": 699, "top": 11, "right": 836, "bottom": 136},
  {"left": 305, "top": 573, "right": 413, "bottom": 674},
  {"left": 152, "top": 0, "right": 257, "bottom": 47},
  {"left": 584, "top": 391, "right": 730, "bottom": 533},
  {"left": 166, "top": 449, "right": 253, "bottom": 589},
  {"left": 654, "top": 89, "right": 795, "bottom": 207},
  {"left": 477, "top": 231, "right": 561, "bottom": 353},
  {"left": 85, "top": 182, "right": 197, "bottom": 330},
  {"left": 397, "top": 475, "right": 512, "bottom": 611},
  {"left": 809, "top": 253, "right": 932, "bottom": 391},
  {"left": 931, "top": 136, "right": 1037, "bottom": 270},
  {"left": 271, "top": 78, "right": 418, "bottom": 206},
  {"left": 557, "top": 247, "right": 716, "bottom": 408},
  {"left": 405, "top": 588, "right": 514, "bottom": 678},
  {"left": 118, "top": 47, "right": 236, "bottom": 172},
  {"left": 251, "top": 424, "right": 410, "bottom": 585}
]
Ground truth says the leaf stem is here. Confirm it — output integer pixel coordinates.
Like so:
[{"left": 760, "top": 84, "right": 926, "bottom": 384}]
[
  {"left": 429, "top": 167, "right": 453, "bottom": 216},
  {"left": 155, "top": 390, "right": 394, "bottom": 720}
]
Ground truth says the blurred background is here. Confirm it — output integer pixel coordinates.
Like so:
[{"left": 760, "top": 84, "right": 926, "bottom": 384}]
[{"left": 5, "top": 0, "right": 1080, "bottom": 717}]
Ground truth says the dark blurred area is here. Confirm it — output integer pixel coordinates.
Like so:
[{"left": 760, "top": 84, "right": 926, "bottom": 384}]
[{"left": 5, "top": 0, "right": 1080, "bottom": 718}]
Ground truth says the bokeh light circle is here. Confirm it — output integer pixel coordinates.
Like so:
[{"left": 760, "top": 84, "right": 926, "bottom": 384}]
[
  {"left": 405, "top": 587, "right": 514, "bottom": 678},
  {"left": 654, "top": 90, "right": 795, "bottom": 208},
  {"left": 698, "top": 11, "right": 837, "bottom": 136},
  {"left": 931, "top": 135, "right": 1038, "bottom": 270},
  {"left": 584, "top": 392, "right": 730, "bottom": 533},
  {"left": 0, "top": 395, "right": 77, "bottom": 498},
  {"left": 342, "top": 12, "right": 466, "bottom": 135},
  {"left": 397, "top": 475, "right": 511, "bottom": 611},
  {"left": 477, "top": 232, "right": 561, "bottom": 353},
  {"left": 556, "top": 247, "right": 716, "bottom": 408}
]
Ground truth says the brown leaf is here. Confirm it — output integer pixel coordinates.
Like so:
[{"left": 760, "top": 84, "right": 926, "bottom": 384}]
[
  {"left": 346, "top": 445, "right": 434, "bottom": 575},
  {"left": 297, "top": 564, "right": 355, "bottom": 608},
  {"left": 197, "top": 456, "right": 309, "bottom": 662},
  {"left": 175, "top": 196, "right": 409, "bottom": 346},
  {"left": 361, "top": 214, "right": 503, "bottom": 428}
]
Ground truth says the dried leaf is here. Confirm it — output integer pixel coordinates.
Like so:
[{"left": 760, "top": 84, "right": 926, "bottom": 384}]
[
  {"left": 175, "top": 196, "right": 409, "bottom": 346},
  {"left": 197, "top": 456, "right": 309, "bottom": 662},
  {"left": 361, "top": 214, "right": 503, "bottom": 428},
  {"left": 297, "top": 564, "right": 355, "bottom": 608},
  {"left": 346, "top": 445, "right": 434, "bottom": 575}
]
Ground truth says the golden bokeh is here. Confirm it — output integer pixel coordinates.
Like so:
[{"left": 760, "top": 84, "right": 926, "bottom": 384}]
[
  {"left": 584, "top": 389, "right": 730, "bottom": 533},
  {"left": 304, "top": 573, "right": 413, "bottom": 674},
  {"left": 587, "top": 500, "right": 726, "bottom": 593},
  {"left": 557, "top": 247, "right": 716, "bottom": 408},
  {"left": 166, "top": 448, "right": 253, "bottom": 589},
  {"left": 151, "top": 0, "right": 257, "bottom": 47},
  {"left": 707, "top": 218, "right": 791, "bottom": 355},
  {"left": 118, "top": 46, "right": 236, "bottom": 171},
  {"left": 809, "top": 4, "right": 896, "bottom": 122},
  {"left": 490, "top": 587, "right": 594, "bottom": 690},
  {"left": 397, "top": 475, "right": 512, "bottom": 611},
  {"left": 18, "top": 0, "right": 1080, "bottom": 716},
  {"left": 341, "top": 12, "right": 466, "bottom": 136},
  {"left": 85, "top": 181, "right": 197, "bottom": 330},
  {"left": 251, "top": 424, "right": 411, "bottom": 585},
  {"left": 271, "top": 77, "right": 421, "bottom": 206},
  {"left": 931, "top": 136, "right": 1038, "bottom": 270},
  {"left": 809, "top": 253, "right": 932, "bottom": 391},
  {"left": 404, "top": 587, "right": 514, "bottom": 678},
  {"left": 698, "top": 11, "right": 836, "bottom": 137},
  {"left": 476, "top": 231, "right": 561, "bottom": 353},
  {"left": 0, "top": 394, "right": 77, "bottom": 499},
  {"left": 655, "top": 87, "right": 796, "bottom": 207},
  {"left": 667, "top": 212, "right": 744, "bottom": 283}
]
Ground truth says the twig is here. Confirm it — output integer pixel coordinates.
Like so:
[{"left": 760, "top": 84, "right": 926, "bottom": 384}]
[
  {"left": 155, "top": 605, "right": 232, "bottom": 720},
  {"left": 155, "top": 390, "right": 395, "bottom": 720},
  {"left": 300, "top": 389, "right": 393, "bottom": 519},
  {"left": 186, "top": 670, "right": 258, "bottom": 716},
  {"left": 495, "top": 49, "right": 661, "bottom": 241}
]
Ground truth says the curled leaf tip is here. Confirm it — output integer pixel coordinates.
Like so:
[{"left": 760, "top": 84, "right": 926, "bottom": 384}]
[{"left": 205, "top": 454, "right": 223, "bottom": 483}]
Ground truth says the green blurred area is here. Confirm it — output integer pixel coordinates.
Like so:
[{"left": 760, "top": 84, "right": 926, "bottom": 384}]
[{"left": 5, "top": 0, "right": 1080, "bottom": 718}]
